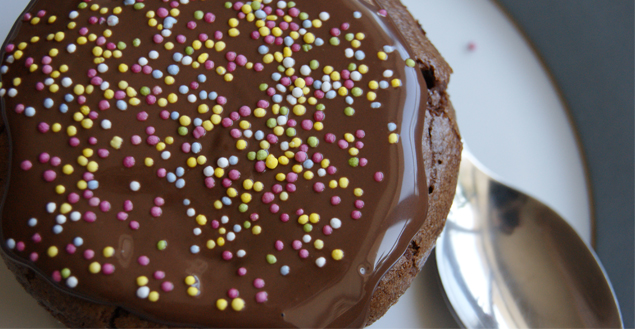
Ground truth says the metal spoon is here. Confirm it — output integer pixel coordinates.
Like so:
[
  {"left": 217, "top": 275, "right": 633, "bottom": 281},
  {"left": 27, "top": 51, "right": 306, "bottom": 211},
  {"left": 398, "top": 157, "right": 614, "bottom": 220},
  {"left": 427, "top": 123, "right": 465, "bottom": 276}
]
[{"left": 435, "top": 149, "right": 623, "bottom": 328}]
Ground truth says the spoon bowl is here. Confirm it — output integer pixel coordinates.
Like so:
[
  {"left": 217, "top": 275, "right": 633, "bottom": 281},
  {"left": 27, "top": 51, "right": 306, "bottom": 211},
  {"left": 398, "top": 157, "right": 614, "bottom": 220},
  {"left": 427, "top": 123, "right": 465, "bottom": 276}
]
[{"left": 436, "top": 150, "right": 623, "bottom": 328}]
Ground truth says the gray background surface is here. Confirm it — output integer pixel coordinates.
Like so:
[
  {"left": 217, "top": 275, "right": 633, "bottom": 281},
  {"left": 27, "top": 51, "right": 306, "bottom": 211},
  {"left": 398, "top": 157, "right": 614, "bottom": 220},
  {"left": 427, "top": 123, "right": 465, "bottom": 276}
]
[{"left": 496, "top": 1, "right": 634, "bottom": 327}]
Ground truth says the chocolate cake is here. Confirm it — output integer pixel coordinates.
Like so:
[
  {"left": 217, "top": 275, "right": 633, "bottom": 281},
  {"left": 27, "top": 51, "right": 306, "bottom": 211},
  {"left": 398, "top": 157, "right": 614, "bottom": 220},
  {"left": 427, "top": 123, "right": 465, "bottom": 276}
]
[{"left": 0, "top": 0, "right": 461, "bottom": 327}]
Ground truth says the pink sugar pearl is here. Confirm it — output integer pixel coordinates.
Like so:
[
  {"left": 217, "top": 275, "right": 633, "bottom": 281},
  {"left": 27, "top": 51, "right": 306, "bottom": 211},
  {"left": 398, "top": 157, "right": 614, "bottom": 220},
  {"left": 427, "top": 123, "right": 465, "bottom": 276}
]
[
  {"left": 253, "top": 278, "right": 265, "bottom": 289},
  {"left": 222, "top": 251, "right": 233, "bottom": 261},
  {"left": 374, "top": 172, "right": 384, "bottom": 182},
  {"left": 154, "top": 271, "right": 166, "bottom": 280},
  {"left": 150, "top": 207, "right": 162, "bottom": 217},
  {"left": 102, "top": 263, "right": 115, "bottom": 275},
  {"left": 292, "top": 240, "right": 302, "bottom": 250},
  {"left": 323, "top": 225, "right": 333, "bottom": 235},
  {"left": 299, "top": 249, "right": 309, "bottom": 259},
  {"left": 20, "top": 160, "right": 32, "bottom": 171},
  {"left": 237, "top": 267, "right": 247, "bottom": 276},
  {"left": 42, "top": 170, "right": 56, "bottom": 182},
  {"left": 161, "top": 281, "right": 174, "bottom": 292},
  {"left": 255, "top": 291, "right": 268, "bottom": 303},
  {"left": 83, "top": 249, "right": 95, "bottom": 260},
  {"left": 280, "top": 213, "right": 289, "bottom": 222},
  {"left": 129, "top": 221, "right": 140, "bottom": 230},
  {"left": 227, "top": 288, "right": 239, "bottom": 298},
  {"left": 261, "top": 192, "right": 275, "bottom": 204},
  {"left": 138, "top": 256, "right": 150, "bottom": 266},
  {"left": 351, "top": 210, "right": 362, "bottom": 220}
]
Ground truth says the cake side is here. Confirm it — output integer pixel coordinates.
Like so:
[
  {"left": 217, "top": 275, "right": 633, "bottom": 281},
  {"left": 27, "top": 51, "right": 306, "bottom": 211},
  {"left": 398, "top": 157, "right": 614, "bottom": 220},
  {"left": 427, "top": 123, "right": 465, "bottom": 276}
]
[{"left": 0, "top": 0, "right": 461, "bottom": 327}]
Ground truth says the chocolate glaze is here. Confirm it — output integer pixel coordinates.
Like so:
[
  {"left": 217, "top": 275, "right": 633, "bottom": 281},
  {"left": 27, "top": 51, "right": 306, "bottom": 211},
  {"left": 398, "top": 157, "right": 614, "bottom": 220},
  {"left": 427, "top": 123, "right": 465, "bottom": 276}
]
[{"left": 0, "top": 0, "right": 428, "bottom": 327}]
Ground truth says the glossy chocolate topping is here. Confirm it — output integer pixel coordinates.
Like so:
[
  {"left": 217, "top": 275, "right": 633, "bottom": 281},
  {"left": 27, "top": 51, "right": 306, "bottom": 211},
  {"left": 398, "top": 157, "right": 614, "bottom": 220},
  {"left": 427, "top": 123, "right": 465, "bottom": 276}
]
[{"left": 0, "top": 0, "right": 429, "bottom": 327}]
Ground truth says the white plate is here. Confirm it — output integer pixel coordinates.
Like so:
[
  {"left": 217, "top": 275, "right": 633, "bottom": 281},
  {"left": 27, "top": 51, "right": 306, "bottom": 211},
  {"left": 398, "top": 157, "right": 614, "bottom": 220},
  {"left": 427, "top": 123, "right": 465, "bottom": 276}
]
[{"left": 0, "top": 0, "right": 591, "bottom": 327}]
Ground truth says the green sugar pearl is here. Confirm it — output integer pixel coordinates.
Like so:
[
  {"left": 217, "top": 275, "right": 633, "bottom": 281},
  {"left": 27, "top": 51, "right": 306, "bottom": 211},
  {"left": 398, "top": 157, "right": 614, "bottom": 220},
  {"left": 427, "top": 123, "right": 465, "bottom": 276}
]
[
  {"left": 348, "top": 63, "right": 357, "bottom": 71},
  {"left": 178, "top": 127, "right": 189, "bottom": 136},
  {"left": 349, "top": 157, "right": 360, "bottom": 167},
  {"left": 266, "top": 254, "right": 277, "bottom": 264},
  {"left": 287, "top": 1, "right": 296, "bottom": 8},
  {"left": 286, "top": 127, "right": 296, "bottom": 137},
  {"left": 61, "top": 268, "right": 71, "bottom": 278},
  {"left": 243, "top": 221, "right": 252, "bottom": 229},
  {"left": 302, "top": 44, "right": 312, "bottom": 52},
  {"left": 140, "top": 86, "right": 151, "bottom": 96},
  {"left": 133, "top": 3, "right": 145, "bottom": 10},
  {"left": 238, "top": 204, "right": 248, "bottom": 213},
  {"left": 406, "top": 58, "right": 416, "bottom": 67},
  {"left": 344, "top": 107, "right": 355, "bottom": 116},
  {"left": 298, "top": 12, "right": 309, "bottom": 20},
  {"left": 117, "top": 42, "right": 127, "bottom": 50},
  {"left": 316, "top": 104, "right": 326, "bottom": 111},
  {"left": 277, "top": 65, "right": 285, "bottom": 72},
  {"left": 307, "top": 136, "right": 319, "bottom": 148},
  {"left": 329, "top": 37, "right": 340, "bottom": 46},
  {"left": 303, "top": 223, "right": 313, "bottom": 233},
  {"left": 345, "top": 33, "right": 355, "bottom": 41},
  {"left": 247, "top": 151, "right": 256, "bottom": 161},
  {"left": 77, "top": 3, "right": 87, "bottom": 9},
  {"left": 266, "top": 118, "right": 277, "bottom": 128},
  {"left": 157, "top": 240, "right": 168, "bottom": 251},
  {"left": 185, "top": 46, "right": 194, "bottom": 55},
  {"left": 280, "top": 106, "right": 289, "bottom": 115},
  {"left": 224, "top": 2, "right": 233, "bottom": 9},
  {"left": 132, "top": 38, "right": 141, "bottom": 47},
  {"left": 351, "top": 87, "right": 363, "bottom": 97},
  {"left": 309, "top": 60, "right": 320, "bottom": 70},
  {"left": 251, "top": 1, "right": 262, "bottom": 10},
  {"left": 256, "top": 150, "right": 269, "bottom": 161},
  {"left": 259, "top": 83, "right": 268, "bottom": 91},
  {"left": 194, "top": 10, "right": 204, "bottom": 20}
]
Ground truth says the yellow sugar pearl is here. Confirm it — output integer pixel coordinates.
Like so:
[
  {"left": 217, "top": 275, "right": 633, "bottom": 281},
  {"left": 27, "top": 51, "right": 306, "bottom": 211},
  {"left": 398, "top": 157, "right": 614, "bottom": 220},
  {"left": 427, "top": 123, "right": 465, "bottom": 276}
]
[
  {"left": 205, "top": 39, "right": 215, "bottom": 48},
  {"left": 212, "top": 105, "right": 224, "bottom": 114},
  {"left": 81, "top": 119, "right": 93, "bottom": 129},
  {"left": 308, "top": 97, "right": 318, "bottom": 105},
  {"left": 206, "top": 240, "right": 216, "bottom": 249},
  {"left": 62, "top": 164, "right": 74, "bottom": 176},
  {"left": 332, "top": 249, "right": 344, "bottom": 260},
  {"left": 231, "top": 298, "right": 245, "bottom": 311},
  {"left": 359, "top": 65, "right": 369, "bottom": 74},
  {"left": 215, "top": 41, "right": 226, "bottom": 52},
  {"left": 197, "top": 53, "right": 209, "bottom": 63},
  {"left": 214, "top": 168, "right": 224, "bottom": 178},
  {"left": 323, "top": 66, "right": 334, "bottom": 74},
  {"left": 192, "top": 40, "right": 202, "bottom": 50},
  {"left": 197, "top": 156, "right": 207, "bottom": 165},
  {"left": 263, "top": 54, "right": 274, "bottom": 64},
  {"left": 272, "top": 27, "right": 282, "bottom": 37},
  {"left": 197, "top": 104, "right": 210, "bottom": 114},
  {"left": 303, "top": 32, "right": 315, "bottom": 44},
  {"left": 55, "top": 185, "right": 65, "bottom": 194},
  {"left": 48, "top": 16, "right": 57, "bottom": 24},
  {"left": 314, "top": 122, "right": 324, "bottom": 131},
  {"left": 388, "top": 133, "right": 400, "bottom": 144},
  {"left": 164, "top": 42, "right": 175, "bottom": 51},
  {"left": 77, "top": 180, "right": 87, "bottom": 190},
  {"left": 354, "top": 188, "right": 364, "bottom": 197},
  {"left": 73, "top": 112, "right": 84, "bottom": 122},
  {"left": 224, "top": 73, "right": 234, "bottom": 82},
  {"left": 252, "top": 225, "right": 262, "bottom": 235},
  {"left": 344, "top": 133, "right": 355, "bottom": 142},
  {"left": 54, "top": 32, "right": 65, "bottom": 42},
  {"left": 113, "top": 7, "right": 122, "bottom": 14},
  {"left": 292, "top": 164, "right": 303, "bottom": 173},
  {"left": 278, "top": 156, "right": 289, "bottom": 166},
  {"left": 103, "top": 246, "right": 115, "bottom": 258},
  {"left": 148, "top": 291, "right": 159, "bottom": 302},
  {"left": 187, "top": 287, "right": 199, "bottom": 296},
  {"left": 228, "top": 28, "right": 240, "bottom": 37},
  {"left": 158, "top": 98, "right": 168, "bottom": 107},
  {"left": 367, "top": 92, "right": 377, "bottom": 101},
  {"left": 227, "top": 188, "right": 238, "bottom": 198},
  {"left": 280, "top": 191, "right": 289, "bottom": 201},
  {"left": 73, "top": 85, "right": 85, "bottom": 95},
  {"left": 30, "top": 17, "right": 40, "bottom": 25},
  {"left": 118, "top": 64, "right": 128, "bottom": 73},
  {"left": 273, "top": 126, "right": 284, "bottom": 136},
  {"left": 167, "top": 93, "right": 178, "bottom": 103},
  {"left": 214, "top": 200, "right": 223, "bottom": 209},
  {"left": 338, "top": 87, "right": 348, "bottom": 96},
  {"left": 89, "top": 262, "right": 101, "bottom": 274},
  {"left": 391, "top": 79, "right": 403, "bottom": 87},
  {"left": 298, "top": 215, "right": 308, "bottom": 225},
  {"left": 304, "top": 171, "right": 314, "bottom": 180},
  {"left": 187, "top": 157, "right": 197, "bottom": 168},
  {"left": 217, "top": 237, "right": 225, "bottom": 246},
  {"left": 377, "top": 51, "right": 388, "bottom": 61},
  {"left": 77, "top": 156, "right": 88, "bottom": 166},
  {"left": 293, "top": 105, "right": 306, "bottom": 116},
  {"left": 216, "top": 66, "right": 226, "bottom": 75},
  {"left": 253, "top": 181, "right": 264, "bottom": 192},
  {"left": 60, "top": 203, "right": 72, "bottom": 214},
  {"left": 339, "top": 177, "right": 350, "bottom": 188},
  {"left": 170, "top": 8, "right": 180, "bottom": 16},
  {"left": 321, "top": 159, "right": 330, "bottom": 168},
  {"left": 241, "top": 193, "right": 252, "bottom": 203},
  {"left": 312, "top": 19, "right": 322, "bottom": 28},
  {"left": 203, "top": 121, "right": 214, "bottom": 131},
  {"left": 243, "top": 179, "right": 254, "bottom": 190},
  {"left": 164, "top": 76, "right": 175, "bottom": 85},
  {"left": 52, "top": 123, "right": 61, "bottom": 132},
  {"left": 239, "top": 120, "right": 251, "bottom": 129},
  {"left": 294, "top": 78, "right": 306, "bottom": 88},
  {"left": 309, "top": 213, "right": 320, "bottom": 224},
  {"left": 67, "top": 22, "right": 76, "bottom": 29},
  {"left": 86, "top": 161, "right": 98, "bottom": 173},
  {"left": 196, "top": 214, "right": 207, "bottom": 226},
  {"left": 349, "top": 148, "right": 359, "bottom": 156},
  {"left": 254, "top": 108, "right": 266, "bottom": 117},
  {"left": 329, "top": 180, "right": 338, "bottom": 188},
  {"left": 145, "top": 157, "right": 154, "bottom": 167},
  {"left": 314, "top": 239, "right": 324, "bottom": 249},
  {"left": 236, "top": 139, "right": 247, "bottom": 150},
  {"left": 67, "top": 125, "right": 77, "bottom": 136},
  {"left": 49, "top": 84, "right": 60, "bottom": 93},
  {"left": 156, "top": 142, "right": 166, "bottom": 152},
  {"left": 275, "top": 173, "right": 286, "bottom": 182},
  {"left": 110, "top": 136, "right": 123, "bottom": 149},
  {"left": 93, "top": 46, "right": 104, "bottom": 57},
  {"left": 184, "top": 275, "right": 196, "bottom": 285},
  {"left": 260, "top": 140, "right": 270, "bottom": 150},
  {"left": 216, "top": 299, "right": 228, "bottom": 311},
  {"left": 47, "top": 246, "right": 58, "bottom": 257},
  {"left": 179, "top": 115, "right": 192, "bottom": 126},
  {"left": 285, "top": 151, "right": 295, "bottom": 159}
]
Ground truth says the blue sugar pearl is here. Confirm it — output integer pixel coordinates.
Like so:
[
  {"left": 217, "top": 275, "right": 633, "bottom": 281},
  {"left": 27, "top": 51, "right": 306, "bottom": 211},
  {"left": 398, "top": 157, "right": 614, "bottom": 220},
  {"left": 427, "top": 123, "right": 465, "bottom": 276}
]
[
  {"left": 221, "top": 197, "right": 232, "bottom": 206},
  {"left": 197, "top": 74, "right": 207, "bottom": 83},
  {"left": 208, "top": 91, "right": 218, "bottom": 100},
  {"left": 272, "top": 94, "right": 282, "bottom": 103},
  {"left": 175, "top": 179, "right": 185, "bottom": 189},
  {"left": 43, "top": 98, "right": 54, "bottom": 109},
  {"left": 303, "top": 160, "right": 314, "bottom": 169},
  {"left": 199, "top": 90, "right": 208, "bottom": 99},
  {"left": 176, "top": 167, "right": 185, "bottom": 177},
  {"left": 183, "top": 199, "right": 190, "bottom": 206},
  {"left": 193, "top": 118, "right": 203, "bottom": 126},
  {"left": 170, "top": 111, "right": 180, "bottom": 120},
  {"left": 166, "top": 173, "right": 177, "bottom": 183},
  {"left": 64, "top": 94, "right": 74, "bottom": 102},
  {"left": 59, "top": 104, "right": 68, "bottom": 113},
  {"left": 152, "top": 70, "right": 163, "bottom": 79},
  {"left": 173, "top": 52, "right": 183, "bottom": 62},
  {"left": 87, "top": 180, "right": 99, "bottom": 190},
  {"left": 191, "top": 142, "right": 202, "bottom": 153},
  {"left": 116, "top": 100, "right": 128, "bottom": 111},
  {"left": 178, "top": 85, "right": 189, "bottom": 94},
  {"left": 167, "top": 64, "right": 180, "bottom": 75},
  {"left": 258, "top": 45, "right": 269, "bottom": 55}
]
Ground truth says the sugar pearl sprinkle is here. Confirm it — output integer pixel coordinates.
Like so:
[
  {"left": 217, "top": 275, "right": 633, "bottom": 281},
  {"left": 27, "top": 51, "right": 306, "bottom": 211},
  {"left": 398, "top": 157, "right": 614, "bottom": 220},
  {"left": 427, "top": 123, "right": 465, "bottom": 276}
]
[{"left": 0, "top": 0, "right": 418, "bottom": 322}]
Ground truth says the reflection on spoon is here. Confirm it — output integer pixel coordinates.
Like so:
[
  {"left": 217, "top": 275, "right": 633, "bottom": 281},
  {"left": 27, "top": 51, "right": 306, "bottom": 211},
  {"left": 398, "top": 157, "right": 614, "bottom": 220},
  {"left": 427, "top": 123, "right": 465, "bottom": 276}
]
[{"left": 436, "top": 149, "right": 623, "bottom": 328}]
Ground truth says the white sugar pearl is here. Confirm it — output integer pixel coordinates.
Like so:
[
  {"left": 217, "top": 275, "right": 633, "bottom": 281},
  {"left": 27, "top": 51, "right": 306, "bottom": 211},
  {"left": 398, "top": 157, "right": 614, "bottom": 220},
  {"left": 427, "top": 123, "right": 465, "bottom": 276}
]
[
  {"left": 325, "top": 90, "right": 337, "bottom": 99},
  {"left": 7, "top": 88, "right": 17, "bottom": 97},
  {"left": 321, "top": 81, "right": 332, "bottom": 92},
  {"left": 318, "top": 168, "right": 326, "bottom": 177},
  {"left": 137, "top": 286, "right": 150, "bottom": 298},
  {"left": 276, "top": 84, "right": 286, "bottom": 93},
  {"left": 277, "top": 1, "right": 287, "bottom": 9},
  {"left": 292, "top": 87, "right": 303, "bottom": 98},
  {"left": 371, "top": 102, "right": 382, "bottom": 108},
  {"left": 277, "top": 116, "right": 287, "bottom": 126},
  {"left": 183, "top": 199, "right": 190, "bottom": 206},
  {"left": 354, "top": 50, "right": 366, "bottom": 60},
  {"left": 388, "top": 122, "right": 397, "bottom": 131},
  {"left": 46, "top": 202, "right": 56, "bottom": 213},
  {"left": 345, "top": 48, "right": 354, "bottom": 58},
  {"left": 130, "top": 181, "right": 140, "bottom": 191},
  {"left": 254, "top": 131, "right": 264, "bottom": 140},
  {"left": 24, "top": 107, "right": 35, "bottom": 117},
  {"left": 190, "top": 245, "right": 200, "bottom": 254},
  {"left": 187, "top": 208, "right": 196, "bottom": 217},
  {"left": 107, "top": 15, "right": 119, "bottom": 26},
  {"left": 161, "top": 151, "right": 171, "bottom": 160},
  {"left": 148, "top": 50, "right": 159, "bottom": 59},
  {"left": 282, "top": 57, "right": 295, "bottom": 68},
  {"left": 67, "top": 44, "right": 77, "bottom": 53},
  {"left": 187, "top": 94, "right": 197, "bottom": 103},
  {"left": 227, "top": 232, "right": 236, "bottom": 241},
  {"left": 300, "top": 65, "right": 311, "bottom": 76},
  {"left": 280, "top": 141, "right": 289, "bottom": 151},
  {"left": 330, "top": 218, "right": 342, "bottom": 229},
  {"left": 237, "top": 250, "right": 246, "bottom": 258},
  {"left": 221, "top": 216, "right": 229, "bottom": 224},
  {"left": 182, "top": 56, "right": 193, "bottom": 66},
  {"left": 244, "top": 130, "right": 253, "bottom": 138},
  {"left": 332, "top": 81, "right": 342, "bottom": 90},
  {"left": 61, "top": 77, "right": 73, "bottom": 87},
  {"left": 100, "top": 81, "right": 109, "bottom": 90},
  {"left": 379, "top": 81, "right": 390, "bottom": 89},
  {"left": 56, "top": 215, "right": 66, "bottom": 224},
  {"left": 315, "top": 257, "right": 326, "bottom": 268},
  {"left": 101, "top": 119, "right": 112, "bottom": 129},
  {"left": 70, "top": 211, "right": 81, "bottom": 222},
  {"left": 203, "top": 166, "right": 214, "bottom": 177},
  {"left": 353, "top": 11, "right": 362, "bottom": 19},
  {"left": 193, "top": 228, "right": 202, "bottom": 236},
  {"left": 319, "top": 12, "right": 330, "bottom": 21},
  {"left": 383, "top": 70, "right": 394, "bottom": 78},
  {"left": 5, "top": 239, "right": 15, "bottom": 249},
  {"left": 138, "top": 57, "right": 149, "bottom": 66},
  {"left": 286, "top": 95, "right": 297, "bottom": 105},
  {"left": 383, "top": 45, "right": 396, "bottom": 53},
  {"left": 217, "top": 157, "right": 229, "bottom": 168},
  {"left": 302, "top": 234, "right": 311, "bottom": 243},
  {"left": 97, "top": 63, "right": 108, "bottom": 73},
  {"left": 66, "top": 276, "right": 78, "bottom": 288},
  {"left": 69, "top": 11, "right": 79, "bottom": 19},
  {"left": 28, "top": 218, "right": 37, "bottom": 227},
  {"left": 191, "top": 142, "right": 202, "bottom": 153}
]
